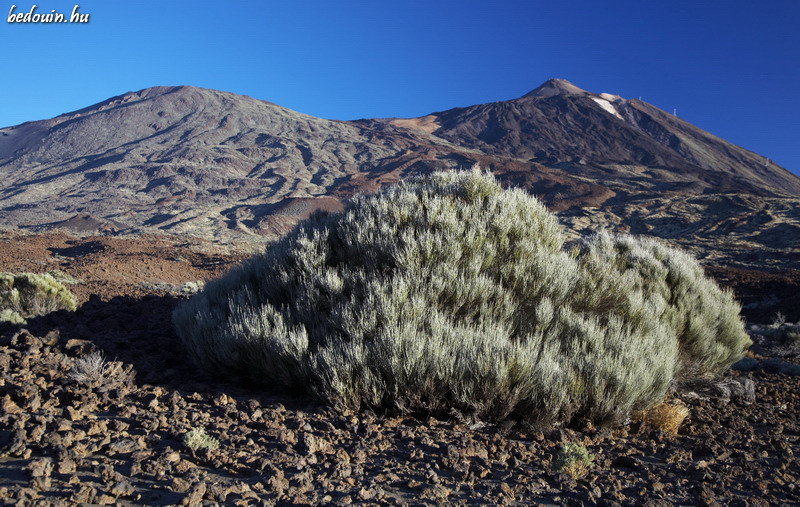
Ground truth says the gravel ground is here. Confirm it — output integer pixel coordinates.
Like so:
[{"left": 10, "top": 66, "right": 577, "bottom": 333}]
[
  {"left": 0, "top": 291, "right": 798, "bottom": 506},
  {"left": 1, "top": 231, "right": 798, "bottom": 505}
]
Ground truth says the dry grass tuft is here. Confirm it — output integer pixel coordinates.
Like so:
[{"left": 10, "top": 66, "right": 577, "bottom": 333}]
[
  {"left": 69, "top": 351, "right": 135, "bottom": 387},
  {"left": 634, "top": 402, "right": 690, "bottom": 436}
]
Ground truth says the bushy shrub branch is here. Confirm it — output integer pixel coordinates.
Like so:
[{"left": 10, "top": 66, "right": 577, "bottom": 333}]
[{"left": 1, "top": 272, "right": 77, "bottom": 324}]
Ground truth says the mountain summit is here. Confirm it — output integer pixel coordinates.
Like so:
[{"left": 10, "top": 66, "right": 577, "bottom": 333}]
[
  {"left": 1, "top": 80, "right": 799, "bottom": 262},
  {"left": 522, "top": 78, "right": 589, "bottom": 98}
]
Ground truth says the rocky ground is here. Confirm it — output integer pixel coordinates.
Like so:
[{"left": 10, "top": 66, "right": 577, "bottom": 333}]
[{"left": 1, "top": 230, "right": 799, "bottom": 505}]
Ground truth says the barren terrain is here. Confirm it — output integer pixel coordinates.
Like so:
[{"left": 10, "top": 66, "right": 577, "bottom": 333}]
[{"left": 0, "top": 231, "right": 798, "bottom": 504}]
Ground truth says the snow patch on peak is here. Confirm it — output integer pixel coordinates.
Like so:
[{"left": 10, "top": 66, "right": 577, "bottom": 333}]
[
  {"left": 591, "top": 97, "right": 624, "bottom": 120},
  {"left": 599, "top": 93, "right": 623, "bottom": 103}
]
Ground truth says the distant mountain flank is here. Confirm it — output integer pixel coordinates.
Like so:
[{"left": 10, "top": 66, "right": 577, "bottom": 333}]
[
  {"left": 1, "top": 80, "right": 799, "bottom": 267},
  {"left": 0, "top": 85, "right": 461, "bottom": 241},
  {"left": 381, "top": 79, "right": 800, "bottom": 197}
]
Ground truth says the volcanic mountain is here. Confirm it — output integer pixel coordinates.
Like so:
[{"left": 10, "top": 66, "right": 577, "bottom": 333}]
[
  {"left": 0, "top": 86, "right": 464, "bottom": 241},
  {"left": 1, "top": 79, "right": 799, "bottom": 266},
  {"left": 379, "top": 78, "right": 800, "bottom": 197}
]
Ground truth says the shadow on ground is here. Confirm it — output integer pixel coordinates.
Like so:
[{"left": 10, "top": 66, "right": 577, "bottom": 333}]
[
  {"left": 21, "top": 294, "right": 186, "bottom": 384},
  {"left": 9, "top": 294, "right": 315, "bottom": 410},
  {"left": 707, "top": 266, "right": 800, "bottom": 323}
]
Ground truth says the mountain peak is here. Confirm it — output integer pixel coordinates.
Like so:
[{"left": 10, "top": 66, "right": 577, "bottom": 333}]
[{"left": 523, "top": 78, "right": 588, "bottom": 99}]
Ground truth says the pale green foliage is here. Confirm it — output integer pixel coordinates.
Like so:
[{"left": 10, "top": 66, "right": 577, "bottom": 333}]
[
  {"left": 183, "top": 428, "right": 219, "bottom": 452},
  {"left": 46, "top": 269, "right": 84, "bottom": 285},
  {"left": 575, "top": 232, "right": 751, "bottom": 377},
  {"left": 552, "top": 442, "right": 593, "bottom": 479},
  {"left": 173, "top": 168, "right": 745, "bottom": 425},
  {"left": 0, "top": 272, "right": 77, "bottom": 323},
  {"left": 0, "top": 309, "right": 26, "bottom": 325}
]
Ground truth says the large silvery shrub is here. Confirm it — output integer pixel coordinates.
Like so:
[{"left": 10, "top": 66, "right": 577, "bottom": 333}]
[
  {"left": 173, "top": 168, "right": 749, "bottom": 426},
  {"left": 0, "top": 272, "right": 78, "bottom": 324}
]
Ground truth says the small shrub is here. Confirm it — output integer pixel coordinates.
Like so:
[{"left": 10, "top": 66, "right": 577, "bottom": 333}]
[
  {"left": 552, "top": 442, "right": 593, "bottom": 480},
  {"left": 0, "top": 272, "right": 77, "bottom": 323},
  {"left": 775, "top": 322, "right": 800, "bottom": 344},
  {"left": 755, "top": 319, "right": 800, "bottom": 355},
  {"left": 180, "top": 281, "right": 205, "bottom": 295},
  {"left": 173, "top": 168, "right": 747, "bottom": 427},
  {"left": 69, "top": 351, "right": 134, "bottom": 387},
  {"left": 138, "top": 280, "right": 205, "bottom": 295},
  {"left": 633, "top": 401, "right": 689, "bottom": 436},
  {"left": 0, "top": 308, "right": 26, "bottom": 325},
  {"left": 46, "top": 270, "right": 84, "bottom": 285},
  {"left": 772, "top": 312, "right": 787, "bottom": 327},
  {"left": 183, "top": 428, "right": 219, "bottom": 452}
]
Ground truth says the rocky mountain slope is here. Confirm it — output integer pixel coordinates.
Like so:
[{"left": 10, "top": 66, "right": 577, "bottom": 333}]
[
  {"left": 0, "top": 86, "right": 465, "bottom": 241},
  {"left": 1, "top": 80, "right": 799, "bottom": 268},
  {"left": 384, "top": 79, "right": 800, "bottom": 197}
]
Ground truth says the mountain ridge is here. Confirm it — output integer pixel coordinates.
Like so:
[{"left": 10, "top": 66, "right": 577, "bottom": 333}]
[{"left": 1, "top": 80, "right": 799, "bottom": 268}]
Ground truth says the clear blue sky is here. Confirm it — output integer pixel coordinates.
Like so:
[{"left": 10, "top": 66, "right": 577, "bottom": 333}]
[{"left": 1, "top": 0, "right": 798, "bottom": 174}]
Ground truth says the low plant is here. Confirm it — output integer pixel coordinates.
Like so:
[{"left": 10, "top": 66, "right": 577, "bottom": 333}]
[
  {"left": 179, "top": 281, "right": 205, "bottom": 295},
  {"left": 183, "top": 427, "right": 219, "bottom": 452},
  {"left": 0, "top": 272, "right": 77, "bottom": 324},
  {"left": 0, "top": 308, "right": 26, "bottom": 325},
  {"left": 46, "top": 269, "right": 84, "bottom": 285},
  {"left": 772, "top": 311, "right": 787, "bottom": 327},
  {"left": 552, "top": 442, "right": 593, "bottom": 480},
  {"left": 756, "top": 318, "right": 800, "bottom": 355},
  {"left": 69, "top": 351, "right": 135, "bottom": 387},
  {"left": 138, "top": 280, "right": 205, "bottom": 295}
]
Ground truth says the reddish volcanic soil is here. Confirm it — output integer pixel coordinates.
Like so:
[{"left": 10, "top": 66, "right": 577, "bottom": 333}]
[
  {"left": 1, "top": 230, "right": 799, "bottom": 505},
  {"left": 0, "top": 229, "right": 250, "bottom": 303}
]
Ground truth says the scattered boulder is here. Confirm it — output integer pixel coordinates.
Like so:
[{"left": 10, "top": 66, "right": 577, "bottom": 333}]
[{"left": 675, "top": 377, "right": 756, "bottom": 404}]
